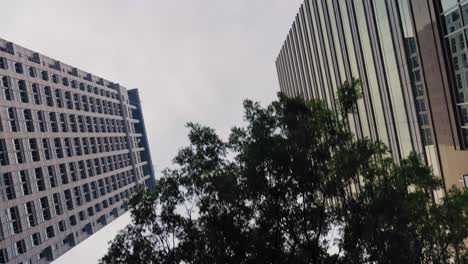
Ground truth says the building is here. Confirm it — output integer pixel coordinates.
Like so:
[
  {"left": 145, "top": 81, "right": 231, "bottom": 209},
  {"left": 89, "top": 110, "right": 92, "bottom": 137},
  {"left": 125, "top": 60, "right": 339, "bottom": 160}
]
[
  {"left": 276, "top": 0, "right": 468, "bottom": 193},
  {"left": 0, "top": 38, "right": 155, "bottom": 263}
]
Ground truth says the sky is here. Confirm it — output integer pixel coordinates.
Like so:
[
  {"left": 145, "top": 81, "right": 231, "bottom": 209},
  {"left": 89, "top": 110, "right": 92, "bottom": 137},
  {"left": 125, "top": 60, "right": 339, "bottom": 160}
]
[{"left": 2, "top": 0, "right": 302, "bottom": 263}]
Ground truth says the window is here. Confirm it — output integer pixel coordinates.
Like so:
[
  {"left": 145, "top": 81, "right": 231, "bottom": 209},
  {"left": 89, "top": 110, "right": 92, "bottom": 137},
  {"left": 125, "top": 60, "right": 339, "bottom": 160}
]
[
  {"left": 463, "top": 108, "right": 468, "bottom": 125},
  {"left": 25, "top": 201, "right": 37, "bottom": 227},
  {"left": 69, "top": 162, "right": 78, "bottom": 182},
  {"left": 82, "top": 95, "right": 89, "bottom": 111},
  {"left": 40, "top": 197, "right": 51, "bottom": 221},
  {"left": 454, "top": 56, "right": 460, "bottom": 70},
  {"left": 64, "top": 189, "right": 74, "bottom": 210},
  {"left": 463, "top": 174, "right": 468, "bottom": 188},
  {"left": 2, "top": 76, "right": 12, "bottom": 101},
  {"left": 47, "top": 166, "right": 57, "bottom": 188},
  {"left": 74, "top": 138, "right": 82, "bottom": 156},
  {"left": 19, "top": 170, "right": 31, "bottom": 195},
  {"left": 13, "top": 139, "right": 24, "bottom": 164},
  {"left": 90, "top": 137, "right": 97, "bottom": 153},
  {"left": 41, "top": 71, "right": 49, "bottom": 81},
  {"left": 45, "top": 226, "right": 55, "bottom": 239},
  {"left": 87, "top": 206, "right": 94, "bottom": 217},
  {"left": 78, "top": 160, "right": 86, "bottom": 179},
  {"left": 28, "top": 66, "right": 36, "bottom": 78},
  {"left": 55, "top": 89, "right": 63, "bottom": 108},
  {"left": 419, "top": 114, "right": 429, "bottom": 126},
  {"left": 415, "top": 99, "right": 426, "bottom": 112},
  {"left": 29, "top": 138, "right": 40, "bottom": 162},
  {"left": 77, "top": 115, "right": 85, "bottom": 132},
  {"left": 0, "top": 248, "right": 7, "bottom": 263},
  {"left": 73, "top": 94, "right": 81, "bottom": 110},
  {"left": 49, "top": 112, "right": 58, "bottom": 132},
  {"left": 0, "top": 57, "right": 7, "bottom": 69},
  {"left": 3, "top": 173, "right": 15, "bottom": 200},
  {"left": 31, "top": 233, "right": 41, "bottom": 246},
  {"left": 94, "top": 158, "right": 101, "bottom": 175},
  {"left": 52, "top": 193, "right": 63, "bottom": 216},
  {"left": 0, "top": 139, "right": 8, "bottom": 165},
  {"left": 73, "top": 187, "right": 82, "bottom": 206},
  {"left": 62, "top": 77, "right": 69, "bottom": 86},
  {"left": 65, "top": 91, "right": 73, "bottom": 109},
  {"left": 32, "top": 83, "right": 41, "bottom": 104},
  {"left": 89, "top": 97, "right": 95, "bottom": 112},
  {"left": 7, "top": 108, "right": 18, "bottom": 132},
  {"left": 90, "top": 181, "right": 98, "bottom": 199},
  {"left": 42, "top": 139, "right": 51, "bottom": 160},
  {"left": 18, "top": 80, "right": 28, "bottom": 103},
  {"left": 52, "top": 74, "right": 59, "bottom": 84},
  {"left": 69, "top": 215, "right": 77, "bottom": 226},
  {"left": 98, "top": 179, "right": 105, "bottom": 196},
  {"left": 95, "top": 203, "right": 102, "bottom": 213},
  {"left": 69, "top": 114, "right": 77, "bottom": 132},
  {"left": 15, "top": 239, "right": 26, "bottom": 254},
  {"left": 44, "top": 86, "right": 54, "bottom": 107},
  {"left": 59, "top": 113, "right": 68, "bottom": 133},
  {"left": 79, "top": 211, "right": 86, "bottom": 221},
  {"left": 35, "top": 168, "right": 46, "bottom": 191},
  {"left": 24, "top": 109, "right": 34, "bottom": 132},
  {"left": 14, "top": 62, "right": 23, "bottom": 74},
  {"left": 83, "top": 184, "right": 92, "bottom": 202},
  {"left": 59, "top": 164, "right": 68, "bottom": 184},
  {"left": 64, "top": 138, "right": 73, "bottom": 157},
  {"left": 421, "top": 127, "right": 433, "bottom": 146},
  {"left": 86, "top": 116, "right": 93, "bottom": 132},
  {"left": 7, "top": 206, "right": 22, "bottom": 234},
  {"left": 58, "top": 220, "right": 66, "bottom": 232},
  {"left": 54, "top": 138, "right": 64, "bottom": 159},
  {"left": 81, "top": 138, "right": 89, "bottom": 155},
  {"left": 37, "top": 111, "right": 46, "bottom": 132}
]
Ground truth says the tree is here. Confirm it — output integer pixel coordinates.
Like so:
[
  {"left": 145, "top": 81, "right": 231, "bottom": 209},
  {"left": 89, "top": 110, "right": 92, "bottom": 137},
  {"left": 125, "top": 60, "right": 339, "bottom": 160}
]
[{"left": 101, "top": 87, "right": 467, "bottom": 264}]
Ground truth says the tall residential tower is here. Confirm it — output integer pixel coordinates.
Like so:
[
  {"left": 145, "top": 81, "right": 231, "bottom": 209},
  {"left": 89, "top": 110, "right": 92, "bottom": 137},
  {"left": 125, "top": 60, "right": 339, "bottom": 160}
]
[
  {"left": 276, "top": 0, "right": 468, "bottom": 192},
  {"left": 0, "top": 38, "right": 155, "bottom": 263}
]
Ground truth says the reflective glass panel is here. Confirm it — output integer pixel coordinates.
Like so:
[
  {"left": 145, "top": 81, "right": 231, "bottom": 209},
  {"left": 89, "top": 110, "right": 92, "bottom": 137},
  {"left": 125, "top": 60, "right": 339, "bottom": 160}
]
[
  {"left": 442, "top": 0, "right": 459, "bottom": 13},
  {"left": 374, "top": 0, "right": 413, "bottom": 157},
  {"left": 354, "top": 0, "right": 388, "bottom": 144}
]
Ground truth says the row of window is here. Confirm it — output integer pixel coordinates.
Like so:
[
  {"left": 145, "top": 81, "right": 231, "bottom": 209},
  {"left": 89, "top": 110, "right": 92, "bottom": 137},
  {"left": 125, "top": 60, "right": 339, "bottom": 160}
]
[
  {"left": 0, "top": 75, "right": 124, "bottom": 117},
  {"left": 3, "top": 171, "right": 135, "bottom": 235},
  {"left": 0, "top": 186, "right": 136, "bottom": 263},
  {"left": 0, "top": 155, "right": 135, "bottom": 204},
  {"left": 1, "top": 152, "right": 132, "bottom": 192},
  {"left": 0, "top": 135, "right": 130, "bottom": 166},
  {"left": 0, "top": 57, "right": 120, "bottom": 101},
  {"left": 1, "top": 107, "right": 128, "bottom": 135}
]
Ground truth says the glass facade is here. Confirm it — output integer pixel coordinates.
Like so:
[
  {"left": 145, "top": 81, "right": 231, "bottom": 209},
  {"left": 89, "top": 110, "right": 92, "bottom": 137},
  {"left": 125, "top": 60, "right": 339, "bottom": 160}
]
[
  {"left": 275, "top": 0, "right": 439, "bottom": 165},
  {"left": 441, "top": 0, "right": 468, "bottom": 147}
]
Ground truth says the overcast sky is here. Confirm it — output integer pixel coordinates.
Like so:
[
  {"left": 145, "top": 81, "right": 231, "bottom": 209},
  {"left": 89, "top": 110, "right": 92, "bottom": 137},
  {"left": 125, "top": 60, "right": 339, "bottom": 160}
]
[{"left": 2, "top": 0, "right": 302, "bottom": 263}]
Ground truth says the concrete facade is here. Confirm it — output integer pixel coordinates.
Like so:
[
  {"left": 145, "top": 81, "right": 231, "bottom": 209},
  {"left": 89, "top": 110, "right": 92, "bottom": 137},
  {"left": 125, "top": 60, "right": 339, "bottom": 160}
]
[{"left": 0, "top": 38, "right": 155, "bottom": 263}]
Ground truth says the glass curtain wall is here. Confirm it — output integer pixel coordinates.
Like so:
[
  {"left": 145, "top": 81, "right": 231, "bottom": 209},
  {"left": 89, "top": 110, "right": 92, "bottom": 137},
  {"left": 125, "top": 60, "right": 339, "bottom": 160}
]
[
  {"left": 441, "top": 0, "right": 468, "bottom": 148},
  {"left": 276, "top": 0, "right": 443, "bottom": 165}
]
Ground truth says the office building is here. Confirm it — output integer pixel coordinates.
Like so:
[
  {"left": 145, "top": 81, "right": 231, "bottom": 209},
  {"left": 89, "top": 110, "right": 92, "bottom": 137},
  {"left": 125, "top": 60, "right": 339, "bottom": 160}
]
[
  {"left": 0, "top": 38, "right": 155, "bottom": 263},
  {"left": 276, "top": 0, "right": 468, "bottom": 192}
]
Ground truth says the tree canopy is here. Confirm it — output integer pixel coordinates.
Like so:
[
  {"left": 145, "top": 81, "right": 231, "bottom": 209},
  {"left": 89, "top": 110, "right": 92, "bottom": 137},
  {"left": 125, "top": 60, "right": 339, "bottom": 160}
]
[{"left": 101, "top": 84, "right": 467, "bottom": 264}]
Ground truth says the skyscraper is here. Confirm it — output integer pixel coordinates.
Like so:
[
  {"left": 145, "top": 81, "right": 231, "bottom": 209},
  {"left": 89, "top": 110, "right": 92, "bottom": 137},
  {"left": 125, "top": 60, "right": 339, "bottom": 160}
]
[
  {"left": 276, "top": 0, "right": 468, "bottom": 192},
  {"left": 0, "top": 38, "right": 155, "bottom": 263}
]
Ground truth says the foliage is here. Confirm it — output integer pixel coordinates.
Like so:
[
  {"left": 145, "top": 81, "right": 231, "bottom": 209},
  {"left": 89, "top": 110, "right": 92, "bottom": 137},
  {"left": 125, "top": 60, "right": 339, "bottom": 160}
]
[
  {"left": 101, "top": 89, "right": 467, "bottom": 264},
  {"left": 337, "top": 78, "right": 362, "bottom": 115}
]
